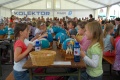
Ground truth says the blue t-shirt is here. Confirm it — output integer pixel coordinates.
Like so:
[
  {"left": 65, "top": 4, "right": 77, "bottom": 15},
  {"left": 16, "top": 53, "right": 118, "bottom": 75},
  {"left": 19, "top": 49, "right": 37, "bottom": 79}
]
[{"left": 104, "top": 34, "right": 113, "bottom": 52}]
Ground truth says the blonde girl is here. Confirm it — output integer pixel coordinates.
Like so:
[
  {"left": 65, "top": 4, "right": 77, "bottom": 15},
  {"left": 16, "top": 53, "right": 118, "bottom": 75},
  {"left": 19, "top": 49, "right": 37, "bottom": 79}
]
[
  {"left": 80, "top": 21, "right": 104, "bottom": 80},
  {"left": 69, "top": 21, "right": 104, "bottom": 80},
  {"left": 103, "top": 23, "right": 115, "bottom": 56}
]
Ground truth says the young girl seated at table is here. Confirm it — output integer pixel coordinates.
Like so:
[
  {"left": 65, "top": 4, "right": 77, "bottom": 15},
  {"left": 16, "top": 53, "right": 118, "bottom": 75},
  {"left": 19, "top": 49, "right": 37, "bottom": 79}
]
[
  {"left": 72, "top": 22, "right": 86, "bottom": 41},
  {"left": 103, "top": 23, "right": 115, "bottom": 56},
  {"left": 71, "top": 21, "right": 91, "bottom": 52},
  {"left": 113, "top": 24, "right": 120, "bottom": 75},
  {"left": 13, "top": 23, "right": 33, "bottom": 80},
  {"left": 80, "top": 21, "right": 104, "bottom": 80},
  {"left": 31, "top": 22, "right": 48, "bottom": 41},
  {"left": 69, "top": 21, "right": 104, "bottom": 80}
]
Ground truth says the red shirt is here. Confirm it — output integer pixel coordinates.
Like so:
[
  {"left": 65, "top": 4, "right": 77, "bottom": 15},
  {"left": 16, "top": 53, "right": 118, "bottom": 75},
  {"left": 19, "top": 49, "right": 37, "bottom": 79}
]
[
  {"left": 14, "top": 40, "right": 27, "bottom": 54},
  {"left": 115, "top": 36, "right": 120, "bottom": 47}
]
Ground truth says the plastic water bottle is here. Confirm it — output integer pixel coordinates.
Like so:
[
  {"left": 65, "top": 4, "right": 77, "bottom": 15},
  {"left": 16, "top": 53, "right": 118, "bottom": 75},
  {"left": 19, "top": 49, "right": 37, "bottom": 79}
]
[
  {"left": 7, "top": 28, "right": 11, "bottom": 39},
  {"left": 35, "top": 40, "right": 41, "bottom": 51},
  {"left": 74, "top": 42, "right": 80, "bottom": 62}
]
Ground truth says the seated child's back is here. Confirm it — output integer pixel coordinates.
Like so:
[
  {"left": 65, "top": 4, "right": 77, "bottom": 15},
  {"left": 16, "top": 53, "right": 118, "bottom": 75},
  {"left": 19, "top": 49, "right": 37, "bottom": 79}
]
[{"left": 103, "top": 23, "right": 115, "bottom": 56}]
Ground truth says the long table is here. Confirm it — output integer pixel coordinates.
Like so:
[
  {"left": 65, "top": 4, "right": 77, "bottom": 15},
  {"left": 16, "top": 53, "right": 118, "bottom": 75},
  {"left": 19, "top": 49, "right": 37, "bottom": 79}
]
[
  {"left": 103, "top": 56, "right": 115, "bottom": 65},
  {"left": 103, "top": 55, "right": 115, "bottom": 75},
  {"left": 23, "top": 49, "right": 86, "bottom": 80}
]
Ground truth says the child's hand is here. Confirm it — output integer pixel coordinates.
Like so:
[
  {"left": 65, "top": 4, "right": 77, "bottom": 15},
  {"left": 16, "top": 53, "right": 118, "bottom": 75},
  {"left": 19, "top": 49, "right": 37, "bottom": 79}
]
[
  {"left": 27, "top": 43, "right": 33, "bottom": 51},
  {"left": 37, "top": 33, "right": 48, "bottom": 40},
  {"left": 80, "top": 50, "right": 86, "bottom": 58},
  {"left": 40, "top": 33, "right": 48, "bottom": 38},
  {"left": 35, "top": 34, "right": 40, "bottom": 38},
  {"left": 49, "top": 24, "right": 52, "bottom": 27},
  {"left": 31, "top": 34, "right": 39, "bottom": 41}
]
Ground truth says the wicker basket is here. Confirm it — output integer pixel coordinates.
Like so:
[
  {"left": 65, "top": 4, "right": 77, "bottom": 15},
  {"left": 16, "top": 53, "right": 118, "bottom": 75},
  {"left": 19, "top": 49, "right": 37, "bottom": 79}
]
[{"left": 30, "top": 50, "right": 56, "bottom": 66}]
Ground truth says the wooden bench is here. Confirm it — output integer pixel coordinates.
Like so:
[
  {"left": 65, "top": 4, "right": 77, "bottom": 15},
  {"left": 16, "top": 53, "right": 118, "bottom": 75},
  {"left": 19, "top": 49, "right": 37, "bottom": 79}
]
[
  {"left": 5, "top": 71, "right": 15, "bottom": 80},
  {"left": 103, "top": 56, "right": 115, "bottom": 75}
]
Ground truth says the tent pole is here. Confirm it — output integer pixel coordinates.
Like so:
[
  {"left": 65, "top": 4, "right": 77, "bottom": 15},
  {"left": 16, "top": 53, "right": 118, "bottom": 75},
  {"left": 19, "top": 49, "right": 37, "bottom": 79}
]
[
  {"left": 106, "top": 6, "right": 110, "bottom": 19},
  {"left": 53, "top": 0, "right": 55, "bottom": 19}
]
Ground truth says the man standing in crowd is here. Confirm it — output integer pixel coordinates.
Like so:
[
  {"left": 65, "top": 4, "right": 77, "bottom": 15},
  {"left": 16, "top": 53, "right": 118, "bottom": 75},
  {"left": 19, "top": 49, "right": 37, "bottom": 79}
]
[{"left": 89, "top": 14, "right": 94, "bottom": 22}]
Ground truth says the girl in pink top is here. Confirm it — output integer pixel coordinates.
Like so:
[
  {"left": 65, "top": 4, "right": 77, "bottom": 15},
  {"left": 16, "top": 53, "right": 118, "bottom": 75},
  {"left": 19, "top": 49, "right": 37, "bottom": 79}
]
[
  {"left": 72, "top": 21, "right": 91, "bottom": 52},
  {"left": 80, "top": 35, "right": 91, "bottom": 52}
]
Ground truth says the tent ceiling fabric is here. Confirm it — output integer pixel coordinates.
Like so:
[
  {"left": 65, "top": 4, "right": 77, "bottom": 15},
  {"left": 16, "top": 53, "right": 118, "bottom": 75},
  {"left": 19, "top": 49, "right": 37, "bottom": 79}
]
[
  {"left": 93, "top": 0, "right": 120, "bottom": 5},
  {"left": 67, "top": 0, "right": 104, "bottom": 9},
  {"left": 0, "top": 0, "right": 20, "bottom": 6},
  {"left": 0, "top": 0, "right": 119, "bottom": 9},
  {"left": 12, "top": 0, "right": 42, "bottom": 9},
  {"left": 0, "top": 0, "right": 12, "bottom": 5}
]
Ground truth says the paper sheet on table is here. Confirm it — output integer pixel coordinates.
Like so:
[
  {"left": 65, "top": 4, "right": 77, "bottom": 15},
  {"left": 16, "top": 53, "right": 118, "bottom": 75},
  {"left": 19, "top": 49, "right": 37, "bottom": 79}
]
[{"left": 52, "top": 61, "right": 71, "bottom": 65}]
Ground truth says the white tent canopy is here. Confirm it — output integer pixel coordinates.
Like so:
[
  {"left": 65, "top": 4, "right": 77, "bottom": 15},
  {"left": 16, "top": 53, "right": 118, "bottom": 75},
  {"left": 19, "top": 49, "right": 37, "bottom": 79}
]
[
  {"left": 0, "top": 0, "right": 120, "bottom": 18},
  {"left": 0, "top": 0, "right": 120, "bottom": 9}
]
